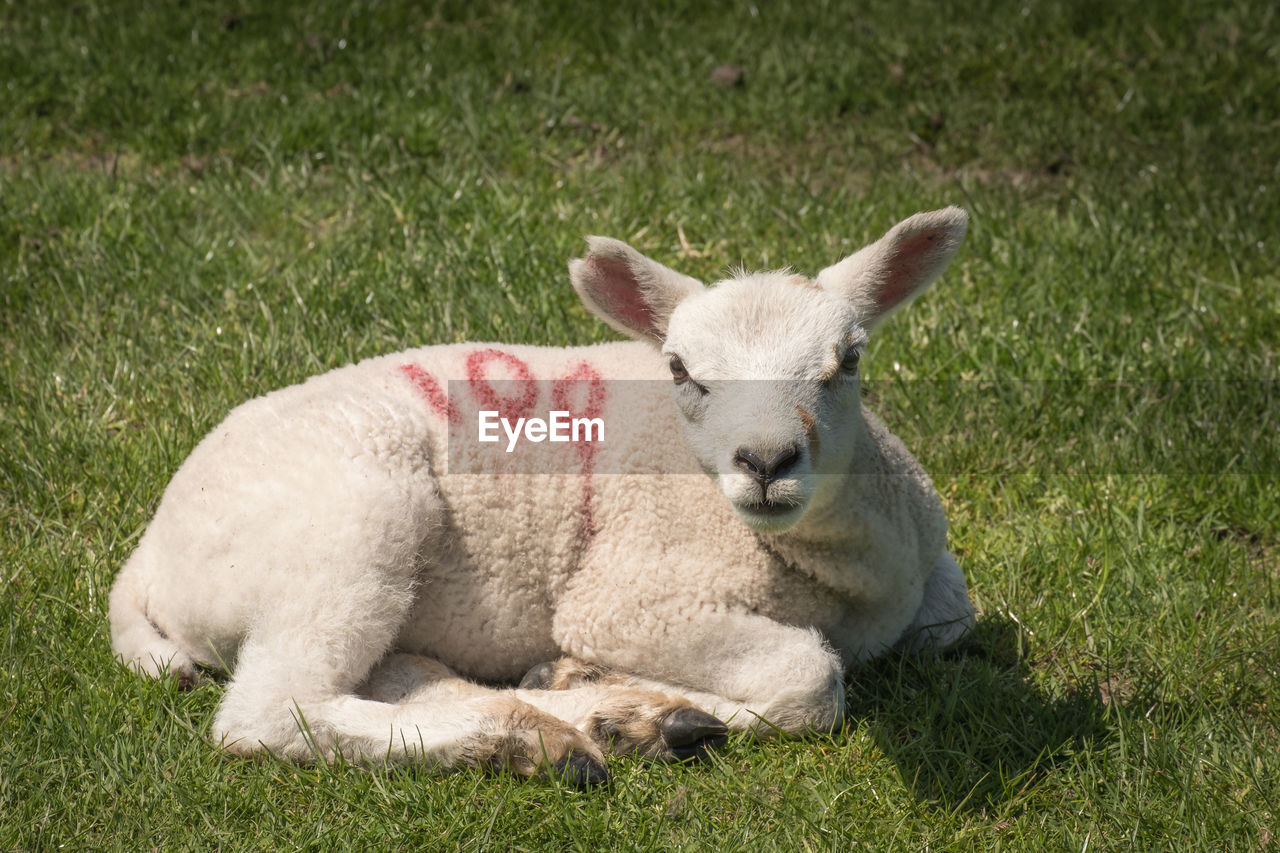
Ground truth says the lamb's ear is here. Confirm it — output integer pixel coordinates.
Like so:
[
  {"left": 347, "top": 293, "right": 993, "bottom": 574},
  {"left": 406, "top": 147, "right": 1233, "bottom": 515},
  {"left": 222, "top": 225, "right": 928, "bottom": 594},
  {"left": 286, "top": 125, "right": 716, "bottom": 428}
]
[
  {"left": 816, "top": 207, "right": 968, "bottom": 328},
  {"left": 569, "top": 237, "right": 705, "bottom": 345}
]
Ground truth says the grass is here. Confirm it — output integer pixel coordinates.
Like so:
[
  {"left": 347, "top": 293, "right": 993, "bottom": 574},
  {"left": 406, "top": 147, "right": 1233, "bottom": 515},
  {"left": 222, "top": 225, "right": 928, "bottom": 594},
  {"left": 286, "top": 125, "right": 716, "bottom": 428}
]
[{"left": 2, "top": 0, "right": 1277, "bottom": 848}]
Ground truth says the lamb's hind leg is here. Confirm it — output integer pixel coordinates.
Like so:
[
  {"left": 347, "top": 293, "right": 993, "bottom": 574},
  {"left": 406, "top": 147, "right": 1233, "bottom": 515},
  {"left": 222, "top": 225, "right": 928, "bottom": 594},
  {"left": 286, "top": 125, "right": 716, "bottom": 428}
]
[
  {"left": 365, "top": 653, "right": 727, "bottom": 763},
  {"left": 357, "top": 653, "right": 610, "bottom": 781},
  {"left": 208, "top": 462, "right": 607, "bottom": 784},
  {"left": 216, "top": 631, "right": 608, "bottom": 784}
]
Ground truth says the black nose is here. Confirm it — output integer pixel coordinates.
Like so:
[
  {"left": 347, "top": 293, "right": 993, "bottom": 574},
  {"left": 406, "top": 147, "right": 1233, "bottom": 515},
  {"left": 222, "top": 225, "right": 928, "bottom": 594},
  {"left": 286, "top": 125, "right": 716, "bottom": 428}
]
[{"left": 733, "top": 446, "right": 800, "bottom": 489}]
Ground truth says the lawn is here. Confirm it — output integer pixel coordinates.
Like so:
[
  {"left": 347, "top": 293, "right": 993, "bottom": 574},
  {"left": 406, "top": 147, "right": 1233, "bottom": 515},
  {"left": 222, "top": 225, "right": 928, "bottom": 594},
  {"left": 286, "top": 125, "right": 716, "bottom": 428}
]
[{"left": 2, "top": 0, "right": 1277, "bottom": 849}]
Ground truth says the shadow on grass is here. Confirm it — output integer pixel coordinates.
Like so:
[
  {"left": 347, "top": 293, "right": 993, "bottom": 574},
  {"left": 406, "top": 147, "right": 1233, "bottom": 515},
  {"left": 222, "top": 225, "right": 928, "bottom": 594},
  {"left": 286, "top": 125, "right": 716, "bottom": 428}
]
[{"left": 847, "top": 615, "right": 1109, "bottom": 811}]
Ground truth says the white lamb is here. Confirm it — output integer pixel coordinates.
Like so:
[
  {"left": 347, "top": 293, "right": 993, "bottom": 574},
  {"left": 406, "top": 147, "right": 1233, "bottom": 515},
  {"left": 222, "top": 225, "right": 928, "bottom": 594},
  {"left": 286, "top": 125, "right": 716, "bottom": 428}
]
[{"left": 109, "top": 207, "right": 975, "bottom": 785}]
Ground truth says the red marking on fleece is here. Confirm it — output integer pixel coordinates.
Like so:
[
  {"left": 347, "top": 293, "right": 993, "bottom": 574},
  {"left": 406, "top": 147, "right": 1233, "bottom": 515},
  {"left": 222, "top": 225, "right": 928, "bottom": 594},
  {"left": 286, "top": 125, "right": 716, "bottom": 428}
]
[
  {"left": 401, "top": 351, "right": 606, "bottom": 544},
  {"left": 466, "top": 348, "right": 538, "bottom": 423},
  {"left": 552, "top": 360, "right": 607, "bottom": 540},
  {"left": 398, "top": 363, "right": 461, "bottom": 424}
]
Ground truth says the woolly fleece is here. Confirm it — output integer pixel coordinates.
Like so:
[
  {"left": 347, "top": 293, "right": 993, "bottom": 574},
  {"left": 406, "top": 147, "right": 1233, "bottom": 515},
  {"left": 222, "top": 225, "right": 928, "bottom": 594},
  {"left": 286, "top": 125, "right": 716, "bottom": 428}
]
[{"left": 109, "top": 207, "right": 976, "bottom": 771}]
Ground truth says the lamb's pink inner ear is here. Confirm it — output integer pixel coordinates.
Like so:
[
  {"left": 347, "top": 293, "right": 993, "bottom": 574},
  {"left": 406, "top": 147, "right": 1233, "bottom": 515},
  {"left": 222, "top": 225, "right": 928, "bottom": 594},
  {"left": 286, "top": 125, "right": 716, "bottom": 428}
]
[
  {"left": 878, "top": 229, "right": 948, "bottom": 312},
  {"left": 583, "top": 254, "right": 657, "bottom": 338}
]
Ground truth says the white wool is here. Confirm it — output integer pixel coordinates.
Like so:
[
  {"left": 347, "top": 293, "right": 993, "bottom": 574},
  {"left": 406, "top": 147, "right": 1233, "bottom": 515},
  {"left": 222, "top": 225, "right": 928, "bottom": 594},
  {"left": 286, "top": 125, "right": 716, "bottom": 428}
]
[{"left": 109, "top": 207, "right": 976, "bottom": 768}]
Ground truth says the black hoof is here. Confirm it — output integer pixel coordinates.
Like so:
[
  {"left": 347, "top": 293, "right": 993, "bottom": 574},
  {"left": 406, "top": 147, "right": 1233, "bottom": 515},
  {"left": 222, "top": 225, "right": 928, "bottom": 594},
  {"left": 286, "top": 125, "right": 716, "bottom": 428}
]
[
  {"left": 553, "top": 752, "right": 610, "bottom": 788},
  {"left": 519, "top": 661, "right": 557, "bottom": 690},
  {"left": 661, "top": 707, "right": 729, "bottom": 761}
]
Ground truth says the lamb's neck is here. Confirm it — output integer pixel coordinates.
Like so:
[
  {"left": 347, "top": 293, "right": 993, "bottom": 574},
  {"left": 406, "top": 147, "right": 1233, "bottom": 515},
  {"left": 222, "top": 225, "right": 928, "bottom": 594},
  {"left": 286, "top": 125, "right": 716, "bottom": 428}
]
[
  {"left": 758, "top": 522, "right": 877, "bottom": 604},
  {"left": 760, "top": 407, "right": 946, "bottom": 601},
  {"left": 786, "top": 413, "right": 885, "bottom": 545}
]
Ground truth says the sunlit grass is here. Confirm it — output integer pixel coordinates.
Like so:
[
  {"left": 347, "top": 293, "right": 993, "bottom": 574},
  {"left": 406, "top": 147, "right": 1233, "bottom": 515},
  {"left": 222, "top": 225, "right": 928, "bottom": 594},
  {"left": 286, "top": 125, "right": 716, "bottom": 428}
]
[{"left": 2, "top": 0, "right": 1277, "bottom": 849}]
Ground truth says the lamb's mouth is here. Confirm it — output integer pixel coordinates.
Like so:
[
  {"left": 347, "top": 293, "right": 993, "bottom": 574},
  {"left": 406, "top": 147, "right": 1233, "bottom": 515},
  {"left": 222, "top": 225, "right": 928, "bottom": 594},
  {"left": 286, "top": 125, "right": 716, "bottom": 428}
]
[
  {"left": 744, "top": 500, "right": 796, "bottom": 516},
  {"left": 735, "top": 499, "right": 805, "bottom": 529}
]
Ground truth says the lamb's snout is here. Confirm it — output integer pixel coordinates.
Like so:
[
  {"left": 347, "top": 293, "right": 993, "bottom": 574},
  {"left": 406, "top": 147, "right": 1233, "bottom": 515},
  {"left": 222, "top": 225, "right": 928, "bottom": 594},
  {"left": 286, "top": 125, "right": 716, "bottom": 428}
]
[{"left": 733, "top": 445, "right": 800, "bottom": 495}]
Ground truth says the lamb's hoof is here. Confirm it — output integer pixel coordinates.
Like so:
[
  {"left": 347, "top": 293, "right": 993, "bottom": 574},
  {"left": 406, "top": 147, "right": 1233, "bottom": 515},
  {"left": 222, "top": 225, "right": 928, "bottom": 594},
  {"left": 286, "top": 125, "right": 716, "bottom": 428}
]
[
  {"left": 661, "top": 707, "right": 729, "bottom": 761},
  {"left": 519, "top": 661, "right": 557, "bottom": 690},
  {"left": 174, "top": 668, "right": 201, "bottom": 691},
  {"left": 553, "top": 751, "right": 610, "bottom": 788}
]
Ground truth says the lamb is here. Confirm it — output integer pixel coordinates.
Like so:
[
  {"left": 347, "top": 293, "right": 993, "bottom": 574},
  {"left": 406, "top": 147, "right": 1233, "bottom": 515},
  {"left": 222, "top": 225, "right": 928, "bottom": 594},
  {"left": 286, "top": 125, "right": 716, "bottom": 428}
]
[{"left": 109, "top": 206, "right": 975, "bottom": 785}]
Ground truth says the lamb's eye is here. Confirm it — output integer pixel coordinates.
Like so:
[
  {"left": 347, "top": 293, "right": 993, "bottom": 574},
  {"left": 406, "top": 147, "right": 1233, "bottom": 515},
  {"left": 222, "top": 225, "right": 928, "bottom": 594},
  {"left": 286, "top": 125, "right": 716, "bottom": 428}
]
[
  {"left": 840, "top": 348, "right": 861, "bottom": 374},
  {"left": 669, "top": 355, "right": 689, "bottom": 384}
]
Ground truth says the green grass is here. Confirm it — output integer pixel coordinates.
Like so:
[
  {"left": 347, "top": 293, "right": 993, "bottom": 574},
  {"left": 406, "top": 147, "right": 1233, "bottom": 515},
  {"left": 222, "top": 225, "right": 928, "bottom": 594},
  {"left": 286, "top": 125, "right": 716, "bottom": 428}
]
[{"left": 2, "top": 0, "right": 1277, "bottom": 848}]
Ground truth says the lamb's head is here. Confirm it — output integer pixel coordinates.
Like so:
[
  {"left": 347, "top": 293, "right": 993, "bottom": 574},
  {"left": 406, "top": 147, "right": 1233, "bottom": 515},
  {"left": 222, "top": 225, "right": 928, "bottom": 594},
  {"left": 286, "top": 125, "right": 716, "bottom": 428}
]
[{"left": 569, "top": 207, "right": 968, "bottom": 534}]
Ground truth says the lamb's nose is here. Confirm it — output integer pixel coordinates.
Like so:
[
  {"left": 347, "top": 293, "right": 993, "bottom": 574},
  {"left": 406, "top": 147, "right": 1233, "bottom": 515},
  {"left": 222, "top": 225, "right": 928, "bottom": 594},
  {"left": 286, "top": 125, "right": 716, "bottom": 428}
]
[{"left": 733, "top": 446, "right": 800, "bottom": 486}]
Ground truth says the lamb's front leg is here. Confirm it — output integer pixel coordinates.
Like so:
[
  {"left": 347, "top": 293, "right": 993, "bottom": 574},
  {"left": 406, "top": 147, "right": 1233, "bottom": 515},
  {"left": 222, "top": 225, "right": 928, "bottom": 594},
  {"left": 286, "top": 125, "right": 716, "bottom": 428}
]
[
  {"left": 550, "top": 606, "right": 847, "bottom": 736},
  {"left": 894, "top": 551, "right": 976, "bottom": 654},
  {"left": 365, "top": 653, "right": 729, "bottom": 762}
]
